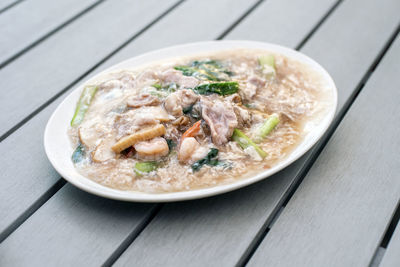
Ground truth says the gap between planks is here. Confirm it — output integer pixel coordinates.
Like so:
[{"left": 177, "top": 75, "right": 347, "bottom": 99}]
[
  {"left": 0, "top": 0, "right": 264, "bottom": 245},
  {"left": 0, "top": 0, "right": 340, "bottom": 257},
  {"left": 237, "top": 22, "right": 400, "bottom": 267},
  {"left": 101, "top": 204, "right": 164, "bottom": 267},
  {"left": 0, "top": 0, "right": 185, "bottom": 144},
  {"left": 2, "top": 1, "right": 389, "bottom": 265},
  {"left": 217, "top": 0, "right": 265, "bottom": 40},
  {"left": 0, "top": 0, "right": 24, "bottom": 15},
  {"left": 0, "top": 179, "right": 66, "bottom": 242},
  {"left": 0, "top": 0, "right": 185, "bottom": 243},
  {"left": 0, "top": 0, "right": 263, "bottom": 142},
  {"left": 368, "top": 200, "right": 400, "bottom": 267},
  {"left": 100, "top": 1, "right": 270, "bottom": 265},
  {"left": 101, "top": 0, "right": 345, "bottom": 264},
  {"left": 0, "top": 0, "right": 107, "bottom": 69}
]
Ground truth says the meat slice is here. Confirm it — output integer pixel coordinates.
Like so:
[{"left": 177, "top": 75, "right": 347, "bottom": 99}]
[
  {"left": 78, "top": 119, "right": 110, "bottom": 149},
  {"left": 160, "top": 69, "right": 199, "bottom": 88},
  {"left": 164, "top": 89, "right": 199, "bottom": 116},
  {"left": 127, "top": 93, "right": 160, "bottom": 108},
  {"left": 201, "top": 97, "right": 238, "bottom": 145},
  {"left": 248, "top": 75, "right": 266, "bottom": 88},
  {"left": 240, "top": 75, "right": 267, "bottom": 101}
]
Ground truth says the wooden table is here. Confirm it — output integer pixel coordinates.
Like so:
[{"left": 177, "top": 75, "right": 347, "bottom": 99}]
[{"left": 1, "top": 0, "right": 399, "bottom": 266}]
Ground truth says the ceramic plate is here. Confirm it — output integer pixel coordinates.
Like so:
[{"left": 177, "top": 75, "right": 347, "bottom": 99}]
[{"left": 44, "top": 40, "right": 337, "bottom": 202}]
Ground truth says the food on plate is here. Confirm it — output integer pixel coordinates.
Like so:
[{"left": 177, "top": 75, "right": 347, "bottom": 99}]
[{"left": 68, "top": 49, "right": 330, "bottom": 193}]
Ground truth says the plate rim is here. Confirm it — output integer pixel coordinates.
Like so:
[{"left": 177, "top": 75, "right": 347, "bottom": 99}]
[{"left": 44, "top": 40, "right": 338, "bottom": 202}]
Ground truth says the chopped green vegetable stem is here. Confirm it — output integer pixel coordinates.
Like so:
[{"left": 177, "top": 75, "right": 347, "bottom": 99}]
[
  {"left": 258, "top": 55, "right": 276, "bottom": 78},
  {"left": 232, "top": 129, "right": 267, "bottom": 158},
  {"left": 255, "top": 113, "right": 280, "bottom": 143},
  {"left": 135, "top": 161, "right": 158, "bottom": 175},
  {"left": 71, "top": 85, "right": 98, "bottom": 126}
]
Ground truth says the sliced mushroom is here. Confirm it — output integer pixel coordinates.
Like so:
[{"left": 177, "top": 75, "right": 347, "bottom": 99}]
[
  {"left": 92, "top": 136, "right": 116, "bottom": 162},
  {"left": 78, "top": 120, "right": 107, "bottom": 149}
]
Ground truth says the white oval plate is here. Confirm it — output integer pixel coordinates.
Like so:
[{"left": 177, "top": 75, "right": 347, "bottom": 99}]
[{"left": 44, "top": 40, "right": 337, "bottom": 202}]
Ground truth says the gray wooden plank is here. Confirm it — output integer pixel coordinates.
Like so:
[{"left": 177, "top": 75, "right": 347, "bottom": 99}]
[
  {"left": 0, "top": 96, "right": 64, "bottom": 240},
  {"left": 113, "top": 0, "right": 400, "bottom": 266},
  {"left": 1, "top": 0, "right": 398, "bottom": 265},
  {"left": 72, "top": 0, "right": 261, "bottom": 71},
  {"left": 0, "top": 0, "right": 178, "bottom": 138},
  {"left": 0, "top": 0, "right": 261, "bottom": 262},
  {"left": 0, "top": 184, "right": 156, "bottom": 266},
  {"left": 0, "top": 0, "right": 259, "bottom": 238},
  {"left": 381, "top": 221, "right": 400, "bottom": 267},
  {"left": 247, "top": 34, "right": 400, "bottom": 267},
  {"left": 225, "top": 0, "right": 337, "bottom": 47},
  {"left": 115, "top": 159, "right": 309, "bottom": 267},
  {"left": 0, "top": 0, "right": 179, "bottom": 240},
  {"left": 0, "top": 0, "right": 101, "bottom": 66}
]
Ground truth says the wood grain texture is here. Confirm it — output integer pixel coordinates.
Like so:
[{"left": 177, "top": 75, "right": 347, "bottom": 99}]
[
  {"left": 0, "top": 0, "right": 100, "bottom": 66},
  {"left": 0, "top": 0, "right": 177, "bottom": 137},
  {"left": 114, "top": 0, "right": 400, "bottom": 266},
  {"left": 0, "top": 0, "right": 180, "bottom": 240},
  {"left": 247, "top": 35, "right": 400, "bottom": 267},
  {"left": 0, "top": 184, "right": 156, "bottom": 266},
  {"left": 300, "top": 0, "right": 400, "bottom": 109},
  {"left": 0, "top": 0, "right": 261, "bottom": 263},
  {"left": 380, "top": 221, "right": 400, "bottom": 267},
  {"left": 79, "top": 0, "right": 260, "bottom": 72},
  {"left": 225, "top": 0, "right": 337, "bottom": 47},
  {"left": 1, "top": 0, "right": 398, "bottom": 266},
  {"left": 114, "top": 159, "right": 308, "bottom": 267},
  {"left": 0, "top": 97, "right": 63, "bottom": 239}
]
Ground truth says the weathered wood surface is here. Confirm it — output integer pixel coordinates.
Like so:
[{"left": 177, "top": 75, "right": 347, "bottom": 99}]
[
  {"left": 1, "top": 0, "right": 400, "bottom": 266},
  {"left": 247, "top": 34, "right": 400, "bottom": 267},
  {"left": 0, "top": 0, "right": 262, "bottom": 263},
  {"left": 225, "top": 0, "right": 337, "bottom": 47},
  {"left": 0, "top": 0, "right": 178, "bottom": 138},
  {"left": 0, "top": 185, "right": 157, "bottom": 266},
  {"left": 81, "top": 0, "right": 261, "bottom": 72},
  {"left": 0, "top": 0, "right": 101, "bottom": 66},
  {"left": 0, "top": 0, "right": 181, "bottom": 241},
  {"left": 114, "top": 0, "right": 400, "bottom": 265}
]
